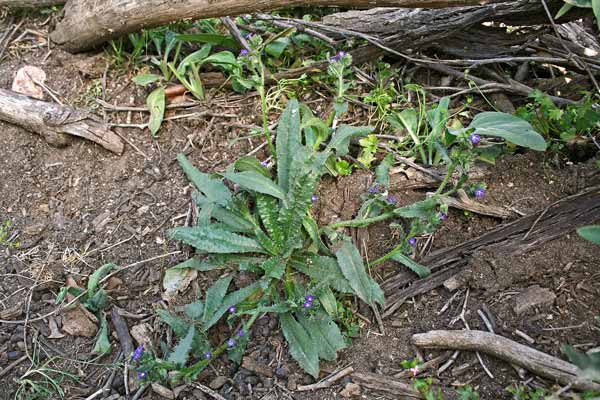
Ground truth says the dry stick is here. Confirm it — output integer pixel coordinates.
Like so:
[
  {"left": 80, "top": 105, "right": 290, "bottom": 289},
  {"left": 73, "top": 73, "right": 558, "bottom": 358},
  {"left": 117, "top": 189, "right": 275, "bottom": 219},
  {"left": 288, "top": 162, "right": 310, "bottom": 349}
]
[
  {"left": 297, "top": 366, "right": 354, "bottom": 391},
  {"left": 412, "top": 330, "right": 600, "bottom": 392},
  {"left": 221, "top": 16, "right": 250, "bottom": 50},
  {"left": 256, "top": 16, "right": 336, "bottom": 46},
  {"left": 0, "top": 251, "right": 181, "bottom": 325},
  {"left": 189, "top": 382, "right": 228, "bottom": 400},
  {"left": 0, "top": 20, "right": 24, "bottom": 61},
  {"left": 0, "top": 355, "right": 28, "bottom": 379}
]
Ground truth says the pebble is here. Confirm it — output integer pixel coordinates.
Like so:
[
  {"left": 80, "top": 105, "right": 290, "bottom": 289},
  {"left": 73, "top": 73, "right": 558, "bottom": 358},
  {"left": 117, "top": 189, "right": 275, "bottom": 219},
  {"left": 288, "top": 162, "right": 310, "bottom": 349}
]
[
  {"left": 7, "top": 351, "right": 22, "bottom": 360},
  {"left": 209, "top": 376, "right": 229, "bottom": 390},
  {"left": 275, "top": 366, "right": 286, "bottom": 379}
]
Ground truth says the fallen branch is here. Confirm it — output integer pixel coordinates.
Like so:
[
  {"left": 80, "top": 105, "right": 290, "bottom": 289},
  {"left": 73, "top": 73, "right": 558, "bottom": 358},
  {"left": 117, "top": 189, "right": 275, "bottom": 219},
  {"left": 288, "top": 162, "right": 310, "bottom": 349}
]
[
  {"left": 0, "top": 88, "right": 123, "bottom": 154},
  {"left": 351, "top": 372, "right": 422, "bottom": 398},
  {"left": 0, "top": 0, "right": 65, "bottom": 8},
  {"left": 412, "top": 330, "right": 600, "bottom": 392},
  {"left": 297, "top": 366, "right": 354, "bottom": 391}
]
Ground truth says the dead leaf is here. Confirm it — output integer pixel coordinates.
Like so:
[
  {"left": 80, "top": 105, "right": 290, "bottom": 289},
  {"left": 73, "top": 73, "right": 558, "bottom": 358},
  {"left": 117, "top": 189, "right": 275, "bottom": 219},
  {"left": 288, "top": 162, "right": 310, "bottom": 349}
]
[
  {"left": 47, "top": 316, "right": 65, "bottom": 339},
  {"left": 12, "top": 66, "right": 46, "bottom": 99},
  {"left": 340, "top": 382, "right": 361, "bottom": 398},
  {"left": 162, "top": 267, "right": 197, "bottom": 302},
  {"left": 62, "top": 305, "right": 98, "bottom": 337},
  {"left": 131, "top": 323, "right": 153, "bottom": 349},
  {"left": 106, "top": 277, "right": 123, "bottom": 290}
]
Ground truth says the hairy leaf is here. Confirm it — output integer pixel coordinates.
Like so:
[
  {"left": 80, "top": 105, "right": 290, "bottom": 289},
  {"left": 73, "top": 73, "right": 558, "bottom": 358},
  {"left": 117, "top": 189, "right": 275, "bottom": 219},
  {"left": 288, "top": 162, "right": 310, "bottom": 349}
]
[
  {"left": 147, "top": 87, "right": 165, "bottom": 137},
  {"left": 256, "top": 194, "right": 285, "bottom": 247},
  {"left": 327, "top": 125, "right": 374, "bottom": 156},
  {"left": 223, "top": 171, "right": 286, "bottom": 200},
  {"left": 280, "top": 313, "right": 320, "bottom": 378},
  {"left": 168, "top": 326, "right": 195, "bottom": 366},
  {"left": 178, "top": 44, "right": 211, "bottom": 74},
  {"left": 469, "top": 112, "right": 547, "bottom": 151},
  {"left": 175, "top": 33, "right": 239, "bottom": 49},
  {"left": 177, "top": 154, "right": 231, "bottom": 205},
  {"left": 156, "top": 309, "right": 190, "bottom": 338},
  {"left": 184, "top": 300, "right": 204, "bottom": 320},
  {"left": 297, "top": 311, "right": 346, "bottom": 361},
  {"left": 234, "top": 156, "right": 271, "bottom": 177},
  {"left": 204, "top": 282, "right": 261, "bottom": 330},
  {"left": 171, "top": 254, "right": 266, "bottom": 271},
  {"left": 261, "top": 257, "right": 286, "bottom": 280},
  {"left": 290, "top": 255, "right": 353, "bottom": 293},
  {"left": 390, "top": 253, "right": 431, "bottom": 278},
  {"left": 202, "top": 276, "right": 233, "bottom": 326},
  {"left": 169, "top": 226, "right": 265, "bottom": 254},
  {"left": 276, "top": 99, "right": 302, "bottom": 193},
  {"left": 335, "top": 241, "right": 384, "bottom": 308}
]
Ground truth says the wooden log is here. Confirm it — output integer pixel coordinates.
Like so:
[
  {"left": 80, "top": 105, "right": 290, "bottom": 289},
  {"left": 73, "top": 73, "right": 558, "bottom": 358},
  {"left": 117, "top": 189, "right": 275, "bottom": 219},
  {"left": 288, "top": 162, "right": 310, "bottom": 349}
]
[
  {"left": 383, "top": 185, "right": 600, "bottom": 317},
  {"left": 351, "top": 372, "right": 423, "bottom": 398},
  {"left": 0, "top": 88, "right": 124, "bottom": 154},
  {"left": 412, "top": 330, "right": 600, "bottom": 392},
  {"left": 0, "top": 0, "right": 65, "bottom": 8},
  {"left": 50, "top": 0, "right": 506, "bottom": 53}
]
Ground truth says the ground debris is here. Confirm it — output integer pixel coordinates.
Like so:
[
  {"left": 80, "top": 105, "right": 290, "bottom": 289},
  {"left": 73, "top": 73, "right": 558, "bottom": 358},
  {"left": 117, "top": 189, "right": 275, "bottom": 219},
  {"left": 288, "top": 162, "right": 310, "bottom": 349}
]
[{"left": 513, "top": 285, "right": 556, "bottom": 315}]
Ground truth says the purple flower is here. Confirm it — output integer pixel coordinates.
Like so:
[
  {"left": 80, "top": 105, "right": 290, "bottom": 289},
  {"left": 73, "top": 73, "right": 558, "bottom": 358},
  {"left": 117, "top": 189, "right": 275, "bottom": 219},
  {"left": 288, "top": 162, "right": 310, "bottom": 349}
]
[
  {"left": 240, "top": 49, "right": 250, "bottom": 57},
  {"left": 408, "top": 237, "right": 417, "bottom": 247},
  {"left": 245, "top": 33, "right": 254, "bottom": 40},
  {"left": 204, "top": 352, "right": 212, "bottom": 359},
  {"left": 368, "top": 184, "right": 380, "bottom": 194},
  {"left": 137, "top": 372, "right": 147, "bottom": 380},
  {"left": 311, "top": 195, "right": 318, "bottom": 203},
  {"left": 305, "top": 294, "right": 315, "bottom": 303},
  {"left": 330, "top": 51, "right": 346, "bottom": 62},
  {"left": 260, "top": 160, "right": 269, "bottom": 167},
  {"left": 227, "top": 338, "right": 236, "bottom": 348},
  {"left": 474, "top": 188, "right": 486, "bottom": 199},
  {"left": 131, "top": 346, "right": 144, "bottom": 362},
  {"left": 303, "top": 301, "right": 313, "bottom": 308},
  {"left": 228, "top": 306, "right": 237, "bottom": 314},
  {"left": 439, "top": 212, "right": 448, "bottom": 221},
  {"left": 470, "top": 134, "right": 481, "bottom": 146},
  {"left": 387, "top": 195, "right": 398, "bottom": 205},
  {"left": 237, "top": 329, "right": 245, "bottom": 337}
]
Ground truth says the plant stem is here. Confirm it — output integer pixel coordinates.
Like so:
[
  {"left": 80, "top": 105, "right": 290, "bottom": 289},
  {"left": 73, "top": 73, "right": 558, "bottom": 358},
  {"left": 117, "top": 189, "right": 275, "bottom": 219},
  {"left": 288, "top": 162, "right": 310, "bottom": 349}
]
[
  {"left": 435, "top": 162, "right": 456, "bottom": 196},
  {"left": 327, "top": 211, "right": 396, "bottom": 230}
]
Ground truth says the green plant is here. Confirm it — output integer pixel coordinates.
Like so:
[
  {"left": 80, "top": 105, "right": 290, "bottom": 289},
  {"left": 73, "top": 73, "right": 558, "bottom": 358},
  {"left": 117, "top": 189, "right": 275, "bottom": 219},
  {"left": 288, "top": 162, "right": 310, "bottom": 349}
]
[
  {"left": 515, "top": 90, "right": 600, "bottom": 149},
  {"left": 139, "top": 100, "right": 380, "bottom": 383},
  {"left": 555, "top": 0, "right": 600, "bottom": 30},
  {"left": 0, "top": 220, "right": 20, "bottom": 248},
  {"left": 363, "top": 62, "right": 399, "bottom": 123},
  {"left": 578, "top": 225, "right": 600, "bottom": 245},
  {"left": 55, "top": 264, "right": 115, "bottom": 355},
  {"left": 507, "top": 384, "right": 546, "bottom": 400}
]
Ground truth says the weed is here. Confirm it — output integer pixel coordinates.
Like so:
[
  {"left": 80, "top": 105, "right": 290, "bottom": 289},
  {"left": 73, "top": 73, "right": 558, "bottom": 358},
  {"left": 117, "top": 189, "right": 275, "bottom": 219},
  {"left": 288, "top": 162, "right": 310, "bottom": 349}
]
[{"left": 0, "top": 220, "right": 20, "bottom": 248}]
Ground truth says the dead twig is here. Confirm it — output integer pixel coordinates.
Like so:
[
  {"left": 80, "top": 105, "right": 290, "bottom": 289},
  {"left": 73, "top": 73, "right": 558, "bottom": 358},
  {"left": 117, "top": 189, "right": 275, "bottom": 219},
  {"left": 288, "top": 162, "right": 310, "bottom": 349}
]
[
  {"left": 297, "top": 366, "right": 354, "bottom": 391},
  {"left": 189, "top": 382, "right": 228, "bottom": 400}
]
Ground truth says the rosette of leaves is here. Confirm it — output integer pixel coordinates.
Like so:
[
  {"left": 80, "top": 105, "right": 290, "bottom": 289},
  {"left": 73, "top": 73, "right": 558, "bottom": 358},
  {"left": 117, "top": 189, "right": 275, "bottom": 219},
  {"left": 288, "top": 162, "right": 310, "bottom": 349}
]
[{"left": 164, "top": 99, "right": 383, "bottom": 379}]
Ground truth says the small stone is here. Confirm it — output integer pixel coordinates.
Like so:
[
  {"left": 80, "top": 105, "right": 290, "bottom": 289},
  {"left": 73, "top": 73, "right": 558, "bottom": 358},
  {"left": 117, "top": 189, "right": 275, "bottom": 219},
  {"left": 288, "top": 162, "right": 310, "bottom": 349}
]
[
  {"left": 151, "top": 382, "right": 175, "bottom": 399},
  {"left": 513, "top": 285, "right": 556, "bottom": 315},
  {"left": 210, "top": 376, "right": 229, "bottom": 390},
  {"left": 242, "top": 357, "right": 274, "bottom": 378},
  {"left": 340, "top": 382, "right": 361, "bottom": 398}
]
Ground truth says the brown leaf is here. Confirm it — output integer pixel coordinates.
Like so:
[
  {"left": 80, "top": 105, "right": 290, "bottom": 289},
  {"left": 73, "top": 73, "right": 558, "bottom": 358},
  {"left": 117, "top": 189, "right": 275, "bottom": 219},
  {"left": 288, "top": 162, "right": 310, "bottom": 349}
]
[
  {"left": 47, "top": 316, "right": 65, "bottom": 339},
  {"left": 62, "top": 305, "right": 98, "bottom": 337},
  {"left": 12, "top": 66, "right": 46, "bottom": 100}
]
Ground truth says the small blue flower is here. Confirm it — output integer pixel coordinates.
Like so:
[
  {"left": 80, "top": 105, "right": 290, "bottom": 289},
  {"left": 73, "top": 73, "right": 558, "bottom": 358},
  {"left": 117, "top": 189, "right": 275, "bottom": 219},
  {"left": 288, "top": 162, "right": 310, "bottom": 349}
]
[
  {"left": 330, "top": 51, "right": 346, "bottom": 63},
  {"left": 240, "top": 49, "right": 250, "bottom": 57},
  {"left": 260, "top": 160, "right": 269, "bottom": 167},
  {"left": 311, "top": 195, "right": 318, "bottom": 203},
  {"left": 305, "top": 294, "right": 315, "bottom": 303},
  {"left": 245, "top": 33, "right": 254, "bottom": 40},
  {"left": 470, "top": 134, "right": 481, "bottom": 146},
  {"left": 368, "top": 184, "right": 380, "bottom": 194},
  {"left": 474, "top": 188, "right": 486, "bottom": 199},
  {"left": 204, "top": 352, "right": 212, "bottom": 359},
  {"left": 303, "top": 301, "right": 313, "bottom": 308},
  {"left": 228, "top": 306, "right": 237, "bottom": 314},
  {"left": 138, "top": 372, "right": 147, "bottom": 380},
  {"left": 439, "top": 212, "right": 449, "bottom": 221},
  {"left": 387, "top": 195, "right": 398, "bottom": 205},
  {"left": 131, "top": 346, "right": 144, "bottom": 362},
  {"left": 408, "top": 237, "right": 417, "bottom": 247},
  {"left": 237, "top": 329, "right": 245, "bottom": 337},
  {"left": 227, "top": 338, "right": 236, "bottom": 348}
]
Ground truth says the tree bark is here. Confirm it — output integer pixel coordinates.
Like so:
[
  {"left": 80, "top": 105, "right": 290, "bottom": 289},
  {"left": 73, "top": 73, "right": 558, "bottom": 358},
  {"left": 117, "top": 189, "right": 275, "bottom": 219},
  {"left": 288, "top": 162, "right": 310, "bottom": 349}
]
[
  {"left": 413, "top": 330, "right": 600, "bottom": 392},
  {"left": 0, "top": 88, "right": 124, "bottom": 154},
  {"left": 0, "top": 0, "right": 65, "bottom": 8},
  {"left": 50, "top": 0, "right": 505, "bottom": 53}
]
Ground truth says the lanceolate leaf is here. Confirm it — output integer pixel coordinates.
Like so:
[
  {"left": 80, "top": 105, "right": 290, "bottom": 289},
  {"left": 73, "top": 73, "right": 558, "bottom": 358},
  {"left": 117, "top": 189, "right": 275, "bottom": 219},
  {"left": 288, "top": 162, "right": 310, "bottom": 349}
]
[
  {"left": 335, "top": 241, "right": 384, "bottom": 308},
  {"left": 204, "top": 282, "right": 261, "bottom": 330},
  {"left": 184, "top": 300, "right": 204, "bottom": 320},
  {"left": 390, "top": 253, "right": 431, "bottom": 278},
  {"left": 577, "top": 225, "right": 600, "bottom": 245},
  {"left": 169, "top": 226, "right": 265, "bottom": 254},
  {"left": 147, "top": 87, "right": 166, "bottom": 137},
  {"left": 290, "top": 255, "right": 353, "bottom": 293},
  {"left": 211, "top": 205, "right": 255, "bottom": 233},
  {"left": 202, "top": 276, "right": 233, "bottom": 326},
  {"left": 88, "top": 263, "right": 116, "bottom": 295},
  {"left": 223, "top": 171, "right": 286, "bottom": 200},
  {"left": 177, "top": 154, "right": 231, "bottom": 205},
  {"left": 256, "top": 194, "right": 285, "bottom": 247},
  {"left": 261, "top": 257, "right": 286, "bottom": 280},
  {"left": 276, "top": 99, "right": 302, "bottom": 193},
  {"left": 327, "top": 125, "right": 374, "bottom": 156},
  {"left": 234, "top": 156, "right": 271, "bottom": 177},
  {"left": 175, "top": 33, "right": 240, "bottom": 49},
  {"left": 280, "top": 313, "right": 320, "bottom": 378},
  {"left": 468, "top": 112, "right": 547, "bottom": 151},
  {"left": 92, "top": 315, "right": 111, "bottom": 355},
  {"left": 156, "top": 309, "right": 190, "bottom": 338},
  {"left": 297, "top": 311, "right": 347, "bottom": 361},
  {"left": 592, "top": 0, "right": 600, "bottom": 30},
  {"left": 168, "top": 326, "right": 195, "bottom": 366},
  {"left": 132, "top": 73, "right": 162, "bottom": 86}
]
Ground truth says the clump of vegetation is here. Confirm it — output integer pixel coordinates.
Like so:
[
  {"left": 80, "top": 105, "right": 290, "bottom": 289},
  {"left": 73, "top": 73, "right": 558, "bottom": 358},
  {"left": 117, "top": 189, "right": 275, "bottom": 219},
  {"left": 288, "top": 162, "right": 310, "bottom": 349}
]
[{"left": 0, "top": 220, "right": 20, "bottom": 248}]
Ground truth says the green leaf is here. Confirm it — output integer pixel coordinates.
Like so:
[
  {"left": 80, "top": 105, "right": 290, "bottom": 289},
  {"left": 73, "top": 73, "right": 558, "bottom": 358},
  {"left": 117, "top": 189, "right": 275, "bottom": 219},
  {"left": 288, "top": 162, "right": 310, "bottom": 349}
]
[
  {"left": 335, "top": 241, "right": 384, "bottom": 308},
  {"left": 223, "top": 171, "right": 286, "bottom": 200},
  {"left": 593, "top": 0, "right": 600, "bottom": 30},
  {"left": 564, "top": 345, "right": 600, "bottom": 381},
  {"left": 375, "top": 154, "right": 394, "bottom": 188},
  {"left": 147, "top": 87, "right": 166, "bottom": 137},
  {"left": 327, "top": 125, "right": 374, "bottom": 156},
  {"left": 276, "top": 99, "right": 302, "bottom": 193},
  {"left": 211, "top": 205, "right": 255, "bottom": 233},
  {"left": 297, "top": 311, "right": 346, "bottom": 361},
  {"left": 87, "top": 263, "right": 115, "bottom": 295},
  {"left": 177, "top": 154, "right": 232, "bottom": 205},
  {"left": 178, "top": 44, "right": 212, "bottom": 74},
  {"left": 204, "top": 282, "right": 261, "bottom": 330},
  {"left": 261, "top": 257, "right": 286, "bottom": 280},
  {"left": 291, "top": 254, "right": 353, "bottom": 293},
  {"left": 562, "top": 0, "right": 593, "bottom": 7},
  {"left": 390, "top": 253, "right": 431, "bottom": 278},
  {"left": 577, "top": 225, "right": 600, "bottom": 245},
  {"left": 393, "top": 198, "right": 439, "bottom": 218},
  {"left": 428, "top": 96, "right": 450, "bottom": 138},
  {"left": 171, "top": 254, "right": 265, "bottom": 271},
  {"left": 175, "top": 33, "right": 239, "bottom": 49},
  {"left": 234, "top": 156, "right": 271, "bottom": 177},
  {"left": 92, "top": 315, "right": 111, "bottom": 355},
  {"left": 184, "top": 300, "right": 204, "bottom": 320},
  {"left": 202, "top": 276, "right": 233, "bottom": 325},
  {"left": 169, "top": 226, "right": 265, "bottom": 254},
  {"left": 302, "top": 216, "right": 333, "bottom": 256},
  {"left": 280, "top": 313, "right": 320, "bottom": 378},
  {"left": 86, "top": 289, "right": 108, "bottom": 313},
  {"left": 318, "top": 287, "right": 338, "bottom": 317},
  {"left": 257, "top": 195, "right": 285, "bottom": 247},
  {"left": 156, "top": 309, "right": 190, "bottom": 338},
  {"left": 132, "top": 74, "right": 162, "bottom": 86},
  {"left": 168, "top": 326, "right": 195, "bottom": 366},
  {"left": 468, "top": 112, "right": 547, "bottom": 151},
  {"left": 265, "top": 37, "right": 290, "bottom": 58},
  {"left": 555, "top": 2, "right": 574, "bottom": 18}
]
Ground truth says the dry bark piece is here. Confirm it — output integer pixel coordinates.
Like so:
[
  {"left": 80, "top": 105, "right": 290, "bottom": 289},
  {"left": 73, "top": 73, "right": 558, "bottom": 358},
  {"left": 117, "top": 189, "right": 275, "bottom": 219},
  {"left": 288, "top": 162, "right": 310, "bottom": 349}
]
[
  {"left": 151, "top": 383, "right": 175, "bottom": 400},
  {"left": 209, "top": 376, "right": 229, "bottom": 390},
  {"left": 12, "top": 66, "right": 46, "bottom": 100},
  {"left": 241, "top": 357, "right": 274, "bottom": 378},
  {"left": 47, "top": 316, "right": 65, "bottom": 339},
  {"left": 513, "top": 285, "right": 557, "bottom": 315},
  {"left": 412, "top": 330, "right": 600, "bottom": 392},
  {"left": 131, "top": 323, "right": 154, "bottom": 349},
  {"left": 62, "top": 306, "right": 98, "bottom": 337},
  {"left": 0, "top": 88, "right": 124, "bottom": 154},
  {"left": 111, "top": 307, "right": 134, "bottom": 357},
  {"left": 350, "top": 372, "right": 422, "bottom": 398}
]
